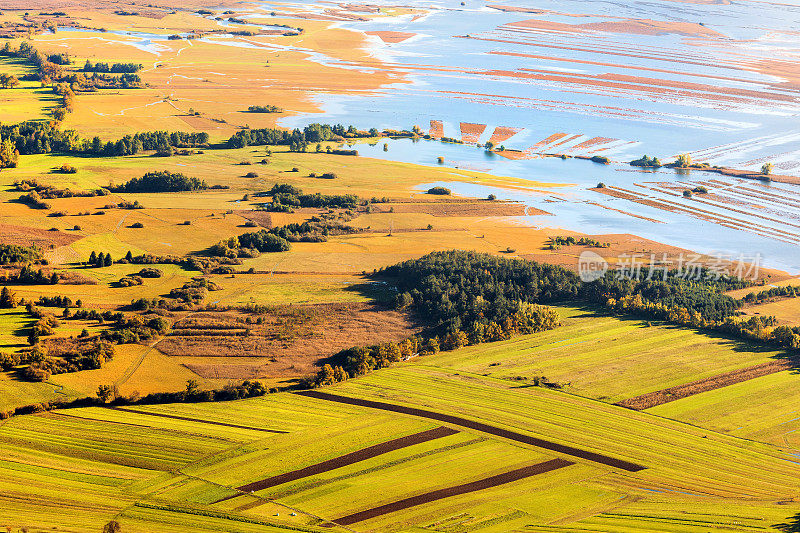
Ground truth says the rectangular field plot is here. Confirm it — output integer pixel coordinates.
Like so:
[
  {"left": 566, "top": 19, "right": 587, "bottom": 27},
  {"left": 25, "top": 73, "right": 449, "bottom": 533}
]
[
  {"left": 271, "top": 436, "right": 558, "bottom": 518},
  {"left": 184, "top": 415, "right": 463, "bottom": 489},
  {"left": 528, "top": 499, "right": 800, "bottom": 533},
  {"left": 319, "top": 367, "right": 800, "bottom": 499},
  {"left": 741, "top": 298, "right": 800, "bottom": 327},
  {"left": 648, "top": 370, "right": 800, "bottom": 448},
  {"left": 0, "top": 411, "right": 234, "bottom": 471},
  {"left": 117, "top": 391, "right": 366, "bottom": 434},
  {"left": 429, "top": 306, "right": 788, "bottom": 402}
]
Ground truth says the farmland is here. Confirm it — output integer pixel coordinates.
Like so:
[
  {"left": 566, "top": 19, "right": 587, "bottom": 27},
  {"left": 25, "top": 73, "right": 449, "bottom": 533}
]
[
  {"left": 1, "top": 0, "right": 800, "bottom": 531},
  {"left": 2, "top": 366, "right": 800, "bottom": 532},
  {"left": 429, "top": 305, "right": 792, "bottom": 403}
]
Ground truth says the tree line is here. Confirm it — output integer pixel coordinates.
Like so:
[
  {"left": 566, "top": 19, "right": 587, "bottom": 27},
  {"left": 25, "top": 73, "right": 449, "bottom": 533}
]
[
  {"left": 312, "top": 251, "right": 799, "bottom": 387},
  {"left": 0, "top": 121, "right": 209, "bottom": 157},
  {"left": 82, "top": 60, "right": 143, "bottom": 73}
]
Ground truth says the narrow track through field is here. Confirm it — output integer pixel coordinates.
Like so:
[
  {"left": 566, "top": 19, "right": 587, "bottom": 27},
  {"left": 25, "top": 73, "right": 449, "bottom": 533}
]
[
  {"left": 296, "top": 391, "right": 646, "bottom": 472},
  {"left": 328, "top": 458, "right": 574, "bottom": 526},
  {"left": 106, "top": 406, "right": 288, "bottom": 433},
  {"left": 215, "top": 426, "right": 459, "bottom": 502}
]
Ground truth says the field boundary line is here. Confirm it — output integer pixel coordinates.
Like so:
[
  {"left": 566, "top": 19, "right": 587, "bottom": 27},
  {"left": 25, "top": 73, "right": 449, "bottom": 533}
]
[
  {"left": 327, "top": 458, "right": 574, "bottom": 526},
  {"left": 105, "top": 406, "right": 288, "bottom": 433},
  {"left": 617, "top": 359, "right": 796, "bottom": 410},
  {"left": 295, "top": 390, "right": 646, "bottom": 472},
  {"left": 215, "top": 426, "right": 459, "bottom": 502}
]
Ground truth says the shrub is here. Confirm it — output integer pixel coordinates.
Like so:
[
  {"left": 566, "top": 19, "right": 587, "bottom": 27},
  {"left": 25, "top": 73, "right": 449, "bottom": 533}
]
[
  {"left": 630, "top": 155, "right": 661, "bottom": 168},
  {"left": 427, "top": 186, "right": 451, "bottom": 195},
  {"left": 129, "top": 222, "right": 144, "bottom": 228},
  {"left": 58, "top": 163, "right": 77, "bottom": 173},
  {"left": 246, "top": 105, "right": 282, "bottom": 113},
  {"left": 683, "top": 190, "right": 692, "bottom": 198},
  {"left": 137, "top": 267, "right": 163, "bottom": 278},
  {"left": 590, "top": 155, "right": 610, "bottom": 164},
  {"left": 675, "top": 153, "right": 692, "bottom": 168}
]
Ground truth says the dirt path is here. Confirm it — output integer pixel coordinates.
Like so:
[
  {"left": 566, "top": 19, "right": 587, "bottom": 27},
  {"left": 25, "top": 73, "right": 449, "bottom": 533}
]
[
  {"left": 616, "top": 359, "right": 796, "bottom": 410},
  {"left": 217, "top": 426, "right": 459, "bottom": 502},
  {"left": 329, "top": 458, "right": 574, "bottom": 526},
  {"left": 106, "top": 406, "right": 288, "bottom": 433},
  {"left": 296, "top": 391, "right": 645, "bottom": 472}
]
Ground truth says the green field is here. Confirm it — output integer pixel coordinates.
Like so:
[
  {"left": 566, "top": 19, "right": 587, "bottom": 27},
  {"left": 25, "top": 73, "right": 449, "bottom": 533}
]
[
  {"left": 0, "top": 56, "right": 54, "bottom": 122},
  {"left": 429, "top": 305, "right": 789, "bottom": 402},
  {"left": 648, "top": 370, "right": 800, "bottom": 449},
  {"left": 2, "top": 366, "right": 799, "bottom": 532}
]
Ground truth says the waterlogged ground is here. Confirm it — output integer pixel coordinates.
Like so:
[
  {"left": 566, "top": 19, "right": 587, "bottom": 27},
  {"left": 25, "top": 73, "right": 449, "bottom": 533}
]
[
  {"left": 271, "top": 0, "right": 800, "bottom": 174},
  {"left": 28, "top": 1, "right": 800, "bottom": 272},
  {"left": 357, "top": 137, "right": 800, "bottom": 273}
]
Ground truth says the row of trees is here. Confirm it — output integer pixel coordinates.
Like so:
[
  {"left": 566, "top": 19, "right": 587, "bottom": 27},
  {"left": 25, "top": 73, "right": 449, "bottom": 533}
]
[
  {"left": 0, "top": 380, "right": 272, "bottom": 420},
  {"left": 226, "top": 123, "right": 380, "bottom": 149},
  {"left": 0, "top": 121, "right": 209, "bottom": 157},
  {"left": 82, "top": 60, "right": 143, "bottom": 73}
]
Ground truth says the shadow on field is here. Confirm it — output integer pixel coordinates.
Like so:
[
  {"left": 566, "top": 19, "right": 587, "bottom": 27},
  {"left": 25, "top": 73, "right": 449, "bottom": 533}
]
[
  {"left": 342, "top": 281, "right": 396, "bottom": 303},
  {"left": 774, "top": 513, "right": 800, "bottom": 532},
  {"left": 574, "top": 302, "right": 800, "bottom": 372}
]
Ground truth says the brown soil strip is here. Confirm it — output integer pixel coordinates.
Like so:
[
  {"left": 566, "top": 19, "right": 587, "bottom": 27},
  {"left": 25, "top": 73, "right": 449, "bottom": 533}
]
[
  {"left": 529, "top": 132, "right": 568, "bottom": 151},
  {"left": 505, "top": 17, "right": 724, "bottom": 38},
  {"left": 371, "top": 202, "right": 528, "bottom": 217},
  {"left": 328, "top": 458, "right": 574, "bottom": 526},
  {"left": 585, "top": 200, "right": 664, "bottom": 223},
  {"left": 459, "top": 122, "right": 487, "bottom": 144},
  {"left": 565, "top": 136, "right": 615, "bottom": 153},
  {"left": 296, "top": 391, "right": 646, "bottom": 472},
  {"left": 224, "top": 426, "right": 459, "bottom": 500},
  {"left": 365, "top": 31, "right": 417, "bottom": 44},
  {"left": 598, "top": 186, "right": 800, "bottom": 244},
  {"left": 0, "top": 224, "right": 80, "bottom": 248},
  {"left": 616, "top": 360, "right": 795, "bottom": 410},
  {"left": 488, "top": 126, "right": 523, "bottom": 145},
  {"left": 429, "top": 120, "right": 444, "bottom": 138},
  {"left": 106, "top": 406, "right": 288, "bottom": 433}
]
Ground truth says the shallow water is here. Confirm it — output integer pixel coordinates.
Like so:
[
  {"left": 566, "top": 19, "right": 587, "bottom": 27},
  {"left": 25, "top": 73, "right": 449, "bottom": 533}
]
[
  {"left": 266, "top": 0, "right": 800, "bottom": 175},
  {"left": 359, "top": 138, "right": 800, "bottom": 273}
]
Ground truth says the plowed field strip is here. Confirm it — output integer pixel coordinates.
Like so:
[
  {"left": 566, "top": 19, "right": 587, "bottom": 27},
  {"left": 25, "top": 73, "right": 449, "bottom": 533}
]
[
  {"left": 329, "top": 458, "right": 574, "bottom": 526},
  {"left": 223, "top": 426, "right": 459, "bottom": 499},
  {"left": 106, "top": 407, "right": 288, "bottom": 434},
  {"left": 617, "top": 360, "right": 796, "bottom": 410},
  {"left": 296, "top": 391, "right": 646, "bottom": 472}
]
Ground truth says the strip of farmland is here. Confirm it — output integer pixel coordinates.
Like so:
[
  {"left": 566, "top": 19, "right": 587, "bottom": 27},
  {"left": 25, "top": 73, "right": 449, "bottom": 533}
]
[
  {"left": 106, "top": 406, "right": 288, "bottom": 433},
  {"left": 616, "top": 359, "right": 796, "bottom": 410},
  {"left": 296, "top": 391, "right": 646, "bottom": 472},
  {"left": 218, "top": 426, "right": 459, "bottom": 501},
  {"left": 329, "top": 458, "right": 574, "bottom": 526}
]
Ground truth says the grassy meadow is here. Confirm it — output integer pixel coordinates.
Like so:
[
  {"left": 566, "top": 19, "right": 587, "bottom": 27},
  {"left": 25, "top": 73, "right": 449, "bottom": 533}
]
[{"left": 429, "top": 305, "right": 791, "bottom": 402}]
